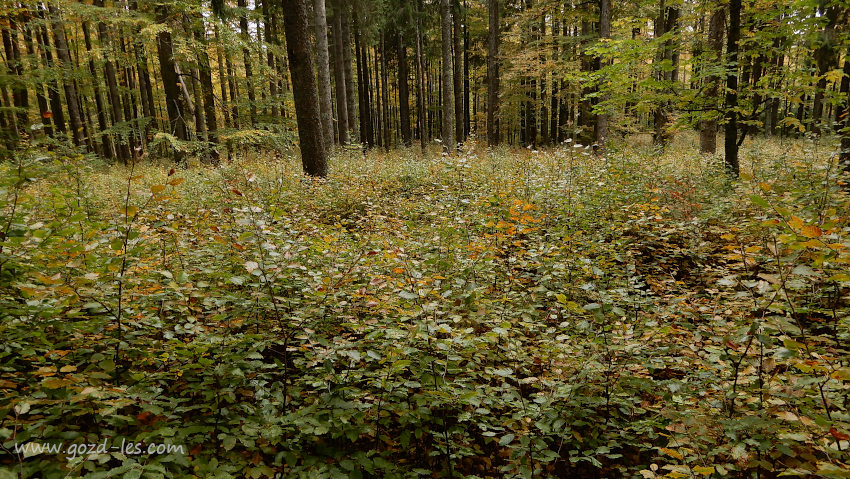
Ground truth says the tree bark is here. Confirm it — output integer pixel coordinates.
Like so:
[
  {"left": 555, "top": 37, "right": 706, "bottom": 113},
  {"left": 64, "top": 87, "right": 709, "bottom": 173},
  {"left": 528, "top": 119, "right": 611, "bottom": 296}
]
[
  {"left": 281, "top": 0, "right": 328, "bottom": 176},
  {"left": 81, "top": 21, "right": 113, "bottom": 159},
  {"left": 414, "top": 0, "right": 428, "bottom": 152},
  {"left": 839, "top": 49, "right": 849, "bottom": 174},
  {"left": 313, "top": 0, "right": 335, "bottom": 150},
  {"left": 156, "top": 5, "right": 189, "bottom": 142},
  {"left": 2, "top": 22, "right": 28, "bottom": 136},
  {"left": 486, "top": 0, "right": 499, "bottom": 146},
  {"left": 341, "top": 13, "right": 358, "bottom": 140},
  {"left": 94, "top": 0, "right": 131, "bottom": 161},
  {"left": 331, "top": 12, "right": 348, "bottom": 144},
  {"left": 36, "top": 7, "right": 65, "bottom": 136},
  {"left": 48, "top": 5, "right": 86, "bottom": 147},
  {"left": 811, "top": 6, "right": 838, "bottom": 135},
  {"left": 22, "top": 23, "right": 53, "bottom": 138},
  {"left": 440, "top": 0, "right": 455, "bottom": 152},
  {"left": 194, "top": 20, "right": 220, "bottom": 163},
  {"left": 596, "top": 0, "right": 611, "bottom": 145},
  {"left": 398, "top": 33, "right": 412, "bottom": 146},
  {"left": 238, "top": 0, "right": 257, "bottom": 125},
  {"left": 453, "top": 0, "right": 464, "bottom": 145},
  {"left": 724, "top": 0, "right": 741, "bottom": 176},
  {"left": 699, "top": 7, "right": 724, "bottom": 154}
]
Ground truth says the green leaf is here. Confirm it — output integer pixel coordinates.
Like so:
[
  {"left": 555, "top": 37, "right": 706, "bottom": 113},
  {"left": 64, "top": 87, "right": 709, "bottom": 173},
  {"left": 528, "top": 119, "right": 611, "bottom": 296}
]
[
  {"left": 499, "top": 434, "right": 515, "bottom": 446},
  {"left": 750, "top": 195, "right": 770, "bottom": 208}
]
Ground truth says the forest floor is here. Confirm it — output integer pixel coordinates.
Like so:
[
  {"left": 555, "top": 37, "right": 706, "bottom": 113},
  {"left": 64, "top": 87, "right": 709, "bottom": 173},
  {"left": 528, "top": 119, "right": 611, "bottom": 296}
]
[{"left": 1, "top": 134, "right": 849, "bottom": 479}]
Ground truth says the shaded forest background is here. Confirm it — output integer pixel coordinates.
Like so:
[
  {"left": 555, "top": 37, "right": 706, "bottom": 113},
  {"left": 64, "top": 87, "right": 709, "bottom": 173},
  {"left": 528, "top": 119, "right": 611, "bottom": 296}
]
[{"left": 1, "top": 0, "right": 849, "bottom": 171}]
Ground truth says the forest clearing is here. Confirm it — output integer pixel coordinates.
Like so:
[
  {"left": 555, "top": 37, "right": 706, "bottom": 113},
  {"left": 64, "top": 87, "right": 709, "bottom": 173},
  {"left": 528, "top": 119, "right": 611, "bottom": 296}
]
[{"left": 1, "top": 0, "right": 850, "bottom": 477}]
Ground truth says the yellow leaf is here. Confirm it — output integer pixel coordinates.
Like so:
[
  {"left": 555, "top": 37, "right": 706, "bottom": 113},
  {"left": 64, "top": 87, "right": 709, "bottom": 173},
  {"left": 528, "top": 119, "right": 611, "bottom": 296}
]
[
  {"left": 59, "top": 365, "right": 77, "bottom": 373},
  {"left": 800, "top": 225, "right": 822, "bottom": 238},
  {"left": 151, "top": 184, "right": 166, "bottom": 194},
  {"left": 660, "top": 447, "right": 683, "bottom": 460},
  {"left": 693, "top": 466, "right": 715, "bottom": 476},
  {"left": 759, "top": 182, "right": 772, "bottom": 192},
  {"left": 788, "top": 216, "right": 804, "bottom": 229},
  {"left": 168, "top": 177, "right": 185, "bottom": 186}
]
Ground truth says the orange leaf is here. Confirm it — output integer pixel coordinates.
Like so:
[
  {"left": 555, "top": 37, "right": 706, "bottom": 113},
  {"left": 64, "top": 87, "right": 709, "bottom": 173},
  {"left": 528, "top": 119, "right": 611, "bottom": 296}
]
[{"left": 830, "top": 427, "right": 850, "bottom": 441}]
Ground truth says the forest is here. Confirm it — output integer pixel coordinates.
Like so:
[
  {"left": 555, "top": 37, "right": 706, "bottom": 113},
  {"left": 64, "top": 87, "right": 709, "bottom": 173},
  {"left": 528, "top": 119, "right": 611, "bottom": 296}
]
[{"left": 1, "top": 0, "right": 849, "bottom": 477}]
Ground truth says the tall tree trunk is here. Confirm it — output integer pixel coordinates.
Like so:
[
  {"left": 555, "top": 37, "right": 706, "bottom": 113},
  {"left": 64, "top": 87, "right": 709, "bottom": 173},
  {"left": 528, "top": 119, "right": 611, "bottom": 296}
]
[
  {"left": 262, "top": 0, "right": 279, "bottom": 118},
  {"left": 281, "top": 0, "right": 328, "bottom": 176},
  {"left": 811, "top": 6, "right": 838, "bottom": 135},
  {"left": 440, "top": 0, "right": 455, "bottom": 152},
  {"left": 453, "top": 0, "right": 463, "bottom": 144},
  {"left": 724, "top": 0, "right": 741, "bottom": 176},
  {"left": 331, "top": 12, "right": 348, "bottom": 144},
  {"left": 22, "top": 23, "right": 53, "bottom": 138},
  {"left": 341, "top": 13, "right": 357, "bottom": 140},
  {"left": 130, "top": 0, "right": 155, "bottom": 139},
  {"left": 238, "top": 0, "right": 257, "bottom": 125},
  {"left": 579, "top": 20, "right": 595, "bottom": 145},
  {"left": 313, "top": 0, "right": 334, "bottom": 150},
  {"left": 463, "top": 5, "right": 470, "bottom": 139},
  {"left": 156, "top": 5, "right": 189, "bottom": 142},
  {"left": 549, "top": 17, "right": 559, "bottom": 144},
  {"left": 94, "top": 0, "right": 130, "bottom": 161},
  {"left": 699, "top": 7, "right": 724, "bottom": 154},
  {"left": 2, "top": 22, "right": 28, "bottom": 136},
  {"left": 36, "top": 8, "right": 65, "bottom": 136},
  {"left": 596, "top": 0, "right": 611, "bottom": 145},
  {"left": 81, "top": 21, "right": 114, "bottom": 159},
  {"left": 839, "top": 49, "right": 849, "bottom": 174},
  {"left": 486, "top": 0, "right": 499, "bottom": 146},
  {"left": 355, "top": 23, "right": 366, "bottom": 145},
  {"left": 48, "top": 4, "right": 86, "bottom": 147},
  {"left": 195, "top": 21, "right": 219, "bottom": 163},
  {"left": 414, "top": 1, "right": 427, "bottom": 152},
  {"left": 216, "top": 31, "right": 231, "bottom": 129},
  {"left": 398, "top": 33, "right": 412, "bottom": 146},
  {"left": 380, "top": 36, "right": 391, "bottom": 148}
]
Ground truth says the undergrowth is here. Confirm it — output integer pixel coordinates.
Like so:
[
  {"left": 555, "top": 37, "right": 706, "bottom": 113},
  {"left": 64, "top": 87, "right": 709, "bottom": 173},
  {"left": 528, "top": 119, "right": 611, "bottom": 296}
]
[{"left": 1, "top": 135, "right": 848, "bottom": 478}]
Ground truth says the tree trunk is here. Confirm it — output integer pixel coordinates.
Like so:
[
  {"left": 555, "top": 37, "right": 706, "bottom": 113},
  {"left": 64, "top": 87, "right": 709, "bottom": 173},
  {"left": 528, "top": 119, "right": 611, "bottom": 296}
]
[
  {"left": 699, "top": 7, "right": 724, "bottom": 154},
  {"left": 341, "top": 14, "right": 358, "bottom": 140},
  {"left": 579, "top": 20, "right": 595, "bottom": 145},
  {"left": 724, "top": 0, "right": 741, "bottom": 176},
  {"left": 414, "top": 0, "right": 427, "bottom": 152},
  {"left": 81, "top": 21, "right": 113, "bottom": 159},
  {"left": 262, "top": 0, "right": 279, "bottom": 118},
  {"left": 194, "top": 21, "right": 220, "bottom": 163},
  {"left": 453, "top": 0, "right": 464, "bottom": 145},
  {"left": 839, "top": 49, "right": 849, "bottom": 174},
  {"left": 281, "top": 0, "right": 328, "bottom": 176},
  {"left": 440, "top": 0, "right": 455, "bottom": 152},
  {"left": 238, "top": 0, "right": 257, "bottom": 125},
  {"left": 331, "top": 12, "right": 349, "bottom": 144},
  {"left": 22, "top": 23, "right": 53, "bottom": 138},
  {"left": 2, "top": 22, "right": 28, "bottom": 137},
  {"left": 486, "top": 0, "right": 499, "bottom": 146},
  {"left": 380, "top": 37, "right": 391, "bottom": 148},
  {"left": 36, "top": 7, "right": 66, "bottom": 136},
  {"left": 215, "top": 34, "right": 231, "bottom": 129},
  {"left": 94, "top": 0, "right": 131, "bottom": 161},
  {"left": 811, "top": 6, "right": 838, "bottom": 135},
  {"left": 313, "top": 0, "right": 335, "bottom": 150},
  {"left": 156, "top": 5, "right": 189, "bottom": 143},
  {"left": 596, "top": 0, "right": 611, "bottom": 145},
  {"left": 398, "top": 33, "right": 412, "bottom": 146},
  {"left": 48, "top": 5, "right": 86, "bottom": 147}
]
